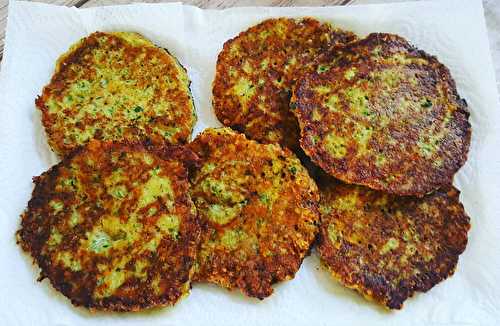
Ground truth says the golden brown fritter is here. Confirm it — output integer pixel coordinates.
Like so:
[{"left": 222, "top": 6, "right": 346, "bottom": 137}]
[
  {"left": 17, "top": 141, "right": 200, "bottom": 311},
  {"left": 189, "top": 128, "right": 319, "bottom": 299},
  {"left": 36, "top": 32, "right": 196, "bottom": 156},
  {"left": 213, "top": 18, "right": 357, "bottom": 151},
  {"left": 317, "top": 179, "right": 470, "bottom": 309},
  {"left": 292, "top": 33, "right": 471, "bottom": 196}
]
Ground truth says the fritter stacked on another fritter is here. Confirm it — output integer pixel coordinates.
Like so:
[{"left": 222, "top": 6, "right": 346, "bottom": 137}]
[
  {"left": 316, "top": 179, "right": 470, "bottom": 309},
  {"left": 292, "top": 33, "right": 471, "bottom": 196},
  {"left": 17, "top": 141, "right": 200, "bottom": 311},
  {"left": 213, "top": 18, "right": 357, "bottom": 151},
  {"left": 36, "top": 31, "right": 196, "bottom": 156},
  {"left": 290, "top": 33, "right": 472, "bottom": 309},
  {"left": 189, "top": 128, "right": 319, "bottom": 299}
]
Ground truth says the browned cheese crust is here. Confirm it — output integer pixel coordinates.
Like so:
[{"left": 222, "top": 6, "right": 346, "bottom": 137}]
[
  {"left": 17, "top": 141, "right": 201, "bottom": 311},
  {"left": 189, "top": 128, "right": 319, "bottom": 298},
  {"left": 292, "top": 33, "right": 471, "bottom": 196},
  {"left": 36, "top": 31, "right": 196, "bottom": 156},
  {"left": 213, "top": 18, "right": 357, "bottom": 151},
  {"left": 317, "top": 179, "right": 470, "bottom": 309}
]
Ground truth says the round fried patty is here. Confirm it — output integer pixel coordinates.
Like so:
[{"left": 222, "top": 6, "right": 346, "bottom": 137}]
[
  {"left": 17, "top": 141, "right": 200, "bottom": 311},
  {"left": 292, "top": 33, "right": 471, "bottom": 196},
  {"left": 317, "top": 179, "right": 470, "bottom": 309},
  {"left": 36, "top": 31, "right": 196, "bottom": 156},
  {"left": 213, "top": 18, "right": 357, "bottom": 150},
  {"left": 189, "top": 128, "right": 319, "bottom": 299}
]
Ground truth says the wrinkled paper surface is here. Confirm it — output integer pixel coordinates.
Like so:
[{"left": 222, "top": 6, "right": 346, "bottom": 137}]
[{"left": 0, "top": 0, "right": 499, "bottom": 325}]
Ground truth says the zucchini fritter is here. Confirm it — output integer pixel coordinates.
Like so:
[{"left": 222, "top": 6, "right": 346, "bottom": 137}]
[
  {"left": 189, "top": 128, "right": 319, "bottom": 299},
  {"left": 292, "top": 33, "right": 471, "bottom": 196},
  {"left": 213, "top": 18, "right": 357, "bottom": 150},
  {"left": 36, "top": 32, "right": 196, "bottom": 156},
  {"left": 317, "top": 179, "right": 470, "bottom": 309},
  {"left": 17, "top": 141, "right": 200, "bottom": 311}
]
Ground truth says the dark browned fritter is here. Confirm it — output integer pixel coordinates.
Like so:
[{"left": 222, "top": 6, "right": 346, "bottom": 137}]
[
  {"left": 36, "top": 31, "right": 196, "bottom": 156},
  {"left": 292, "top": 33, "right": 471, "bottom": 196},
  {"left": 189, "top": 128, "right": 319, "bottom": 299},
  {"left": 17, "top": 141, "right": 200, "bottom": 311},
  {"left": 213, "top": 18, "right": 357, "bottom": 151},
  {"left": 317, "top": 178, "right": 470, "bottom": 309}
]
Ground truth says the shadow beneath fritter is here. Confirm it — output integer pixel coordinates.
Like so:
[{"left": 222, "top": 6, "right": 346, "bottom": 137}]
[
  {"left": 32, "top": 109, "right": 58, "bottom": 168},
  {"left": 17, "top": 242, "right": 182, "bottom": 319},
  {"left": 293, "top": 147, "right": 328, "bottom": 183},
  {"left": 191, "top": 282, "right": 262, "bottom": 305},
  {"left": 71, "top": 300, "right": 178, "bottom": 320},
  {"left": 308, "top": 251, "right": 391, "bottom": 314}
]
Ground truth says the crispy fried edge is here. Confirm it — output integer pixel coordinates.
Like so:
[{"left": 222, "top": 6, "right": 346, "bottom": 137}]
[
  {"left": 16, "top": 140, "right": 201, "bottom": 311},
  {"left": 317, "top": 183, "right": 471, "bottom": 309},
  {"left": 188, "top": 127, "right": 320, "bottom": 299},
  {"left": 35, "top": 31, "right": 196, "bottom": 156},
  {"left": 292, "top": 33, "right": 471, "bottom": 196},
  {"left": 212, "top": 18, "right": 358, "bottom": 150}
]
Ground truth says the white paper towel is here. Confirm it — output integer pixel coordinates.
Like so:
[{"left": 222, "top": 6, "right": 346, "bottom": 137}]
[{"left": 0, "top": 0, "right": 499, "bottom": 325}]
